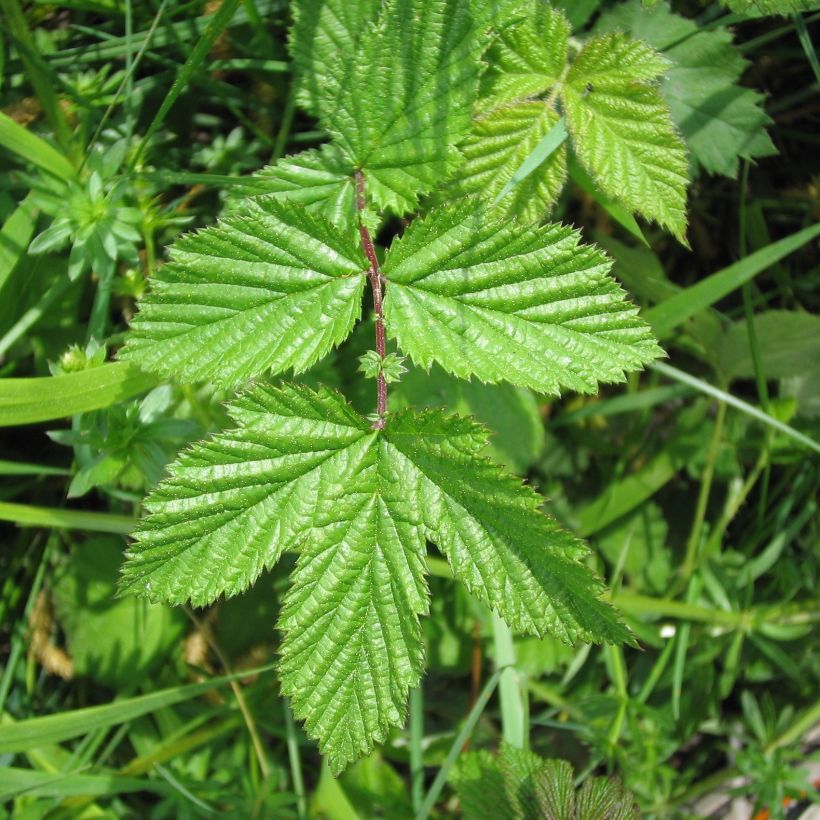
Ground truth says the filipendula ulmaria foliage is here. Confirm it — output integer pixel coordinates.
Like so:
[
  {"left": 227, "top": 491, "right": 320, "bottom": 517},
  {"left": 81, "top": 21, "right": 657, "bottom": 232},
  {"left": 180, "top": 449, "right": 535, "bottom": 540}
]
[{"left": 118, "top": 0, "right": 677, "bottom": 772}]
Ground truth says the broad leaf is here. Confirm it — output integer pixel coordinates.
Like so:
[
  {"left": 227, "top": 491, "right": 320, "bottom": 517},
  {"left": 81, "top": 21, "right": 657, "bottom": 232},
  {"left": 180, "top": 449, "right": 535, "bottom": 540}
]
[
  {"left": 597, "top": 1, "right": 776, "bottom": 178},
  {"left": 480, "top": 3, "right": 570, "bottom": 110},
  {"left": 322, "top": 0, "right": 482, "bottom": 213},
  {"left": 445, "top": 102, "right": 568, "bottom": 221},
  {"left": 120, "top": 199, "right": 366, "bottom": 387},
  {"left": 289, "top": 0, "right": 380, "bottom": 117},
  {"left": 229, "top": 146, "right": 357, "bottom": 230},
  {"left": 122, "top": 384, "right": 629, "bottom": 771},
  {"left": 382, "top": 205, "right": 663, "bottom": 394},
  {"left": 563, "top": 33, "right": 690, "bottom": 241}
]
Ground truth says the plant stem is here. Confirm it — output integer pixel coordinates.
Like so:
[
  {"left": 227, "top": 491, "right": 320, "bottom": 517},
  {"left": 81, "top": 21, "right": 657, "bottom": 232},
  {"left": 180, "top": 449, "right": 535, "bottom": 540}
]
[
  {"left": 409, "top": 686, "right": 424, "bottom": 813},
  {"left": 354, "top": 170, "right": 388, "bottom": 429}
]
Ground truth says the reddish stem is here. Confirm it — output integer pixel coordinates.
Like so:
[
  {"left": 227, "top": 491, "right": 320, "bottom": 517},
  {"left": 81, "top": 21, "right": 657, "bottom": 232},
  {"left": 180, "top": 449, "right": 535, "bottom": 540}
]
[{"left": 355, "top": 170, "right": 387, "bottom": 429}]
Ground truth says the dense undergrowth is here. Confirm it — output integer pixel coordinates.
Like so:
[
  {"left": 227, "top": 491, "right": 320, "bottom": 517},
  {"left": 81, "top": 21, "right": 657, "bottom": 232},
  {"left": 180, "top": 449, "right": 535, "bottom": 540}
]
[{"left": 0, "top": 0, "right": 819, "bottom": 818}]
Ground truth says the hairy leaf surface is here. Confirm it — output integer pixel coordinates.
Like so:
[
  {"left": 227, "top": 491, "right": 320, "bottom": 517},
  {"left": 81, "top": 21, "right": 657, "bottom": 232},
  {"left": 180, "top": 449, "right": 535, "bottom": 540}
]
[
  {"left": 382, "top": 206, "right": 663, "bottom": 394},
  {"left": 322, "top": 0, "right": 482, "bottom": 213},
  {"left": 563, "top": 33, "right": 689, "bottom": 240},
  {"left": 598, "top": 1, "right": 776, "bottom": 178},
  {"left": 122, "top": 384, "right": 629, "bottom": 771},
  {"left": 120, "top": 200, "right": 366, "bottom": 387}
]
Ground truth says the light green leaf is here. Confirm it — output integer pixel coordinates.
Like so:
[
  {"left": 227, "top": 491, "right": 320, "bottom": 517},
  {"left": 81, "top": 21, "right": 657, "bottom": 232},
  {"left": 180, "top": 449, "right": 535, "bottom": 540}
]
[
  {"left": 445, "top": 103, "right": 568, "bottom": 221},
  {"left": 119, "top": 384, "right": 371, "bottom": 605},
  {"left": 120, "top": 199, "right": 367, "bottom": 387},
  {"left": 323, "top": 0, "right": 482, "bottom": 213},
  {"left": 0, "top": 111, "right": 76, "bottom": 181},
  {"left": 229, "top": 146, "right": 356, "bottom": 231},
  {"left": 562, "top": 33, "right": 689, "bottom": 240},
  {"left": 480, "top": 4, "right": 570, "bottom": 109},
  {"left": 289, "top": 0, "right": 380, "bottom": 117},
  {"left": 386, "top": 409, "right": 632, "bottom": 645},
  {"left": 122, "top": 384, "right": 629, "bottom": 771},
  {"left": 382, "top": 205, "right": 662, "bottom": 394},
  {"left": 597, "top": 1, "right": 776, "bottom": 178}
]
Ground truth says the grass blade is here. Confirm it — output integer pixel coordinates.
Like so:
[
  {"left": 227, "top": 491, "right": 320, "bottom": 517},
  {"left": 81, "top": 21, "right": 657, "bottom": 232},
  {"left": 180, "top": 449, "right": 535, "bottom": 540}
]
[
  {"left": 415, "top": 668, "right": 503, "bottom": 820},
  {"left": 0, "top": 663, "right": 277, "bottom": 753},
  {"left": 132, "top": 0, "right": 242, "bottom": 167},
  {"left": 646, "top": 222, "right": 820, "bottom": 337},
  {"left": 651, "top": 361, "right": 820, "bottom": 455},
  {"left": 0, "top": 363, "right": 157, "bottom": 426},
  {"left": 0, "top": 112, "right": 75, "bottom": 181},
  {"left": 0, "top": 501, "right": 134, "bottom": 534}
]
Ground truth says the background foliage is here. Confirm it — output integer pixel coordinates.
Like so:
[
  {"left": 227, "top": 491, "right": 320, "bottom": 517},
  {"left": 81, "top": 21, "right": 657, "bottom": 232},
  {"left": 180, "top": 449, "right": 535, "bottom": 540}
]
[{"left": 0, "top": 0, "right": 818, "bottom": 817}]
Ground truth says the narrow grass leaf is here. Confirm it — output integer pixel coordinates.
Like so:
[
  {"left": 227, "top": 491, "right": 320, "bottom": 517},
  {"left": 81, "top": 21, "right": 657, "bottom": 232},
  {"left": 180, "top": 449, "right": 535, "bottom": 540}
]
[
  {"left": 0, "top": 363, "right": 157, "bottom": 426},
  {"left": 0, "top": 663, "right": 277, "bottom": 753},
  {"left": 647, "top": 222, "right": 820, "bottom": 337}
]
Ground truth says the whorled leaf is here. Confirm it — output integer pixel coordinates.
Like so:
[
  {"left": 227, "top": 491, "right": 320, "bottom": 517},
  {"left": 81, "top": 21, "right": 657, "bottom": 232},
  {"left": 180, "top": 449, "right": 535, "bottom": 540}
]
[
  {"left": 322, "top": 0, "right": 483, "bottom": 213},
  {"left": 119, "top": 199, "right": 367, "bottom": 387},
  {"left": 563, "top": 33, "right": 690, "bottom": 241},
  {"left": 382, "top": 205, "right": 663, "bottom": 394},
  {"left": 122, "top": 383, "right": 630, "bottom": 771}
]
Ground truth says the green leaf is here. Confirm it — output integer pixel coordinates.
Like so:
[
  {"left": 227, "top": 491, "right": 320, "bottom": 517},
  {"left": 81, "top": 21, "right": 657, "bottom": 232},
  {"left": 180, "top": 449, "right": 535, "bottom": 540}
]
[
  {"left": 0, "top": 363, "right": 156, "bottom": 427},
  {"left": 597, "top": 1, "right": 776, "bottom": 178},
  {"left": 323, "top": 0, "right": 482, "bottom": 213},
  {"left": 120, "top": 199, "right": 367, "bottom": 387},
  {"left": 0, "top": 111, "right": 76, "bottom": 181},
  {"left": 230, "top": 146, "right": 356, "bottom": 231},
  {"left": 0, "top": 661, "right": 276, "bottom": 754},
  {"left": 480, "top": 3, "right": 570, "bottom": 109},
  {"left": 444, "top": 103, "right": 568, "bottom": 221},
  {"left": 289, "top": 0, "right": 380, "bottom": 117},
  {"left": 122, "top": 384, "right": 629, "bottom": 771},
  {"left": 382, "top": 205, "right": 662, "bottom": 394},
  {"left": 452, "top": 745, "right": 640, "bottom": 820},
  {"left": 562, "top": 33, "right": 690, "bottom": 241},
  {"left": 391, "top": 363, "right": 545, "bottom": 474}
]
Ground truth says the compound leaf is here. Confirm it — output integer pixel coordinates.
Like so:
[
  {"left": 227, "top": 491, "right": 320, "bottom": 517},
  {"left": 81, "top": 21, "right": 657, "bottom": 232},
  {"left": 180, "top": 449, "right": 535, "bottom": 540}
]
[
  {"left": 597, "top": 1, "right": 776, "bottom": 178},
  {"left": 562, "top": 33, "right": 690, "bottom": 241},
  {"left": 382, "top": 205, "right": 663, "bottom": 394},
  {"left": 122, "top": 383, "right": 629, "bottom": 771},
  {"left": 120, "top": 199, "right": 366, "bottom": 387},
  {"left": 119, "top": 384, "right": 371, "bottom": 605},
  {"left": 323, "top": 0, "right": 482, "bottom": 213}
]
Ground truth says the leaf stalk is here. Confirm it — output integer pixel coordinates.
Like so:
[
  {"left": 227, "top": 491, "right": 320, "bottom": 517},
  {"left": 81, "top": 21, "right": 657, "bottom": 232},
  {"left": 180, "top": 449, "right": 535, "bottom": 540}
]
[{"left": 354, "top": 170, "right": 388, "bottom": 429}]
